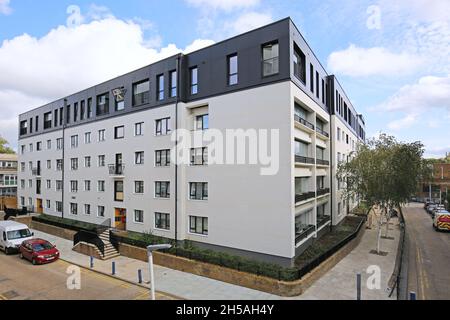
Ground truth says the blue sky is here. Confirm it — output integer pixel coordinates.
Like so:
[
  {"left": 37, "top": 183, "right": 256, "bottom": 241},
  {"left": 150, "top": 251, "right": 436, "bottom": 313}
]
[{"left": 0, "top": 0, "right": 449, "bottom": 157}]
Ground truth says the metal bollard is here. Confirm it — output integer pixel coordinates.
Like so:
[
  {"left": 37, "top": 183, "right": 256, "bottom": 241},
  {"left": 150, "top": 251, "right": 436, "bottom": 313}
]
[
  {"left": 90, "top": 256, "right": 94, "bottom": 268},
  {"left": 356, "top": 273, "right": 362, "bottom": 300},
  {"left": 138, "top": 269, "right": 143, "bottom": 284},
  {"left": 410, "top": 292, "right": 416, "bottom": 300},
  {"left": 112, "top": 261, "right": 116, "bottom": 275}
]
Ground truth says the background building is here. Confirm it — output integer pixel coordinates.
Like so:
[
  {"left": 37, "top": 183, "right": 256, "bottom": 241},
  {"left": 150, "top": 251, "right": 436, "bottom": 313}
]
[
  {"left": 0, "top": 153, "right": 18, "bottom": 211},
  {"left": 17, "top": 18, "right": 365, "bottom": 266},
  {"left": 418, "top": 162, "right": 450, "bottom": 205}
]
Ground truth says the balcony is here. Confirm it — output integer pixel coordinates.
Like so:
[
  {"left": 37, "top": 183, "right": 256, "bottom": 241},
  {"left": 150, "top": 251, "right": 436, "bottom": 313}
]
[
  {"left": 294, "top": 115, "right": 315, "bottom": 131},
  {"left": 317, "top": 215, "right": 331, "bottom": 229},
  {"left": 295, "top": 155, "right": 315, "bottom": 165},
  {"left": 316, "top": 159, "right": 330, "bottom": 166},
  {"left": 317, "top": 188, "right": 330, "bottom": 197},
  {"left": 108, "top": 164, "right": 125, "bottom": 177},
  {"left": 316, "top": 127, "right": 329, "bottom": 138},
  {"left": 295, "top": 225, "right": 315, "bottom": 244},
  {"left": 295, "top": 191, "right": 316, "bottom": 203},
  {"left": 32, "top": 168, "right": 41, "bottom": 176}
]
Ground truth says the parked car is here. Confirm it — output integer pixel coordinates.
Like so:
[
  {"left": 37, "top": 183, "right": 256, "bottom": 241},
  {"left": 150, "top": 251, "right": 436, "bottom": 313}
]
[
  {"left": 431, "top": 205, "right": 445, "bottom": 218},
  {"left": 426, "top": 204, "right": 437, "bottom": 214},
  {"left": 0, "top": 221, "right": 34, "bottom": 255},
  {"left": 433, "top": 210, "right": 450, "bottom": 231},
  {"left": 19, "top": 239, "right": 59, "bottom": 265}
]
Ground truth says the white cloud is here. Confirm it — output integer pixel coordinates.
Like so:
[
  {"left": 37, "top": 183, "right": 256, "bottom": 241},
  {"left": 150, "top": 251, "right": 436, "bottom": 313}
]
[
  {"left": 327, "top": 44, "right": 423, "bottom": 77},
  {"left": 0, "top": 0, "right": 11, "bottom": 15},
  {"left": 379, "top": 75, "right": 450, "bottom": 112},
  {"left": 0, "top": 17, "right": 214, "bottom": 149},
  {"left": 185, "top": 0, "right": 260, "bottom": 11},
  {"left": 184, "top": 39, "right": 216, "bottom": 53},
  {"left": 225, "top": 12, "right": 273, "bottom": 35},
  {"left": 387, "top": 114, "right": 418, "bottom": 131}
]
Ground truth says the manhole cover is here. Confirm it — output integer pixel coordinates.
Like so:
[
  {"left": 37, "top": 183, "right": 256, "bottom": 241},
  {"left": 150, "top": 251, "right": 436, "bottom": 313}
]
[{"left": 2, "top": 290, "right": 19, "bottom": 300}]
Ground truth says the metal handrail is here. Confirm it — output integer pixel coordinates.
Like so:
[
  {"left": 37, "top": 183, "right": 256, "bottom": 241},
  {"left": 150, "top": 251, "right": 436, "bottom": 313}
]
[
  {"left": 316, "top": 127, "right": 329, "bottom": 138},
  {"left": 294, "top": 115, "right": 315, "bottom": 130},
  {"left": 317, "top": 215, "right": 331, "bottom": 228},
  {"left": 74, "top": 230, "right": 105, "bottom": 256},
  {"left": 108, "top": 164, "right": 125, "bottom": 175},
  {"left": 317, "top": 188, "right": 331, "bottom": 196},
  {"left": 295, "top": 192, "right": 316, "bottom": 203},
  {"left": 295, "top": 155, "right": 315, "bottom": 164},
  {"left": 295, "top": 225, "right": 315, "bottom": 244},
  {"left": 316, "top": 159, "right": 330, "bottom": 166}
]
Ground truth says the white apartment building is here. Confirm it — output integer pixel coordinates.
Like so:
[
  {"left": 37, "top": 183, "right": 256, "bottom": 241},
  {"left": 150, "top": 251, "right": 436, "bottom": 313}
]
[{"left": 17, "top": 18, "right": 365, "bottom": 266}]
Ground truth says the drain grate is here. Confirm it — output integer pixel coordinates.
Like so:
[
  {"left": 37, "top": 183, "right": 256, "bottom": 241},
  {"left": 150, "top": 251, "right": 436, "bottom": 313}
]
[{"left": 2, "top": 290, "right": 19, "bottom": 300}]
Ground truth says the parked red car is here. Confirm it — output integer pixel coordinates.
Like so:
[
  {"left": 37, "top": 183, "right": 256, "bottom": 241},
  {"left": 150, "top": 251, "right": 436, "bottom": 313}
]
[{"left": 19, "top": 239, "right": 59, "bottom": 265}]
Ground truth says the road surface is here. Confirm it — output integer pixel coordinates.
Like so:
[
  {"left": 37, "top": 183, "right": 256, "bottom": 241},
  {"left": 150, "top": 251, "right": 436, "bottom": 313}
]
[
  {"left": 0, "top": 252, "right": 172, "bottom": 300},
  {"left": 402, "top": 203, "right": 450, "bottom": 300}
]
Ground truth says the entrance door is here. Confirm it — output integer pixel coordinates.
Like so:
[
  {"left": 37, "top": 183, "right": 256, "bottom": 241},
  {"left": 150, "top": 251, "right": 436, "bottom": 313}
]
[
  {"left": 36, "top": 198, "right": 43, "bottom": 214},
  {"left": 115, "top": 208, "right": 126, "bottom": 231}
]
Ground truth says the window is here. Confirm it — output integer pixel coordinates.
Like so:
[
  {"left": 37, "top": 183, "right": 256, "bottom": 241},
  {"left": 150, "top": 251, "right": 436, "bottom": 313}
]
[
  {"left": 70, "top": 158, "right": 78, "bottom": 171},
  {"left": 195, "top": 114, "right": 209, "bottom": 131},
  {"left": 44, "top": 112, "right": 52, "bottom": 129},
  {"left": 84, "top": 180, "right": 91, "bottom": 191},
  {"left": 133, "top": 80, "right": 150, "bottom": 106},
  {"left": 46, "top": 180, "right": 51, "bottom": 189},
  {"left": 98, "top": 155, "right": 105, "bottom": 167},
  {"left": 293, "top": 43, "right": 306, "bottom": 83},
  {"left": 115, "top": 96, "right": 125, "bottom": 111},
  {"left": 169, "top": 70, "right": 177, "bottom": 97},
  {"left": 70, "top": 181, "right": 78, "bottom": 193},
  {"left": 57, "top": 138, "right": 63, "bottom": 150},
  {"left": 96, "top": 93, "right": 109, "bottom": 116},
  {"left": 155, "top": 118, "right": 170, "bottom": 136},
  {"left": 322, "top": 79, "right": 325, "bottom": 104},
  {"left": 295, "top": 140, "right": 309, "bottom": 157},
  {"left": 29, "top": 117, "right": 33, "bottom": 133},
  {"left": 228, "top": 54, "right": 238, "bottom": 85},
  {"left": 84, "top": 204, "right": 91, "bottom": 215},
  {"left": 20, "top": 162, "right": 25, "bottom": 172},
  {"left": 84, "top": 132, "right": 91, "bottom": 144},
  {"left": 190, "top": 147, "right": 208, "bottom": 166},
  {"left": 316, "top": 71, "right": 320, "bottom": 99},
  {"left": 47, "top": 159, "right": 52, "bottom": 169},
  {"left": 98, "top": 206, "right": 105, "bottom": 217},
  {"left": 74, "top": 102, "right": 78, "bottom": 122},
  {"left": 56, "top": 180, "right": 63, "bottom": 192},
  {"left": 155, "top": 212, "right": 170, "bottom": 230},
  {"left": 56, "top": 201, "right": 63, "bottom": 213},
  {"left": 189, "top": 182, "right": 208, "bottom": 200},
  {"left": 35, "top": 116, "right": 39, "bottom": 131},
  {"left": 134, "top": 210, "right": 144, "bottom": 223},
  {"left": 45, "top": 200, "right": 51, "bottom": 209},
  {"left": 47, "top": 140, "right": 52, "bottom": 150},
  {"left": 189, "top": 216, "right": 208, "bottom": 235},
  {"left": 135, "top": 122, "right": 143, "bottom": 136},
  {"left": 135, "top": 151, "right": 144, "bottom": 165},
  {"left": 337, "top": 127, "right": 341, "bottom": 141},
  {"left": 20, "top": 120, "right": 27, "bottom": 135},
  {"left": 98, "top": 129, "right": 106, "bottom": 142},
  {"left": 316, "top": 147, "right": 325, "bottom": 160},
  {"left": 98, "top": 181, "right": 105, "bottom": 192},
  {"left": 84, "top": 156, "right": 91, "bottom": 168},
  {"left": 155, "top": 150, "right": 170, "bottom": 167},
  {"left": 21, "top": 145, "right": 25, "bottom": 154},
  {"left": 114, "top": 126, "right": 125, "bottom": 139},
  {"left": 135, "top": 181, "right": 144, "bottom": 194},
  {"left": 155, "top": 181, "right": 170, "bottom": 198},
  {"left": 59, "top": 107, "right": 64, "bottom": 125},
  {"left": 29, "top": 143, "right": 33, "bottom": 152},
  {"left": 56, "top": 159, "right": 63, "bottom": 171},
  {"left": 114, "top": 181, "right": 124, "bottom": 202},
  {"left": 310, "top": 64, "right": 314, "bottom": 93},
  {"left": 80, "top": 100, "right": 86, "bottom": 120},
  {"left": 87, "top": 98, "right": 93, "bottom": 118},
  {"left": 262, "top": 42, "right": 279, "bottom": 76},
  {"left": 36, "top": 141, "right": 42, "bottom": 151},
  {"left": 70, "top": 135, "right": 78, "bottom": 148},
  {"left": 157, "top": 74, "right": 164, "bottom": 101},
  {"left": 190, "top": 67, "right": 198, "bottom": 95}
]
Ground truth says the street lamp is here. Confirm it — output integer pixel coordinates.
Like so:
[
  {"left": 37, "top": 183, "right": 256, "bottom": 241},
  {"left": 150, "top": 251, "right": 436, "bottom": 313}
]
[{"left": 147, "top": 244, "right": 172, "bottom": 300}]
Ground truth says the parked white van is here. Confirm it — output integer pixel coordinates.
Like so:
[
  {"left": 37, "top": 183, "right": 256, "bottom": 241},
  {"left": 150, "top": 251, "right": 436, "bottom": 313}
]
[{"left": 0, "top": 221, "right": 34, "bottom": 255}]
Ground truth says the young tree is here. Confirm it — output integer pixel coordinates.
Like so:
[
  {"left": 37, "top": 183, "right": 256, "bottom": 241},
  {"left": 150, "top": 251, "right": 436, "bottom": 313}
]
[
  {"left": 0, "top": 136, "right": 15, "bottom": 154},
  {"left": 338, "top": 134, "right": 427, "bottom": 254}
]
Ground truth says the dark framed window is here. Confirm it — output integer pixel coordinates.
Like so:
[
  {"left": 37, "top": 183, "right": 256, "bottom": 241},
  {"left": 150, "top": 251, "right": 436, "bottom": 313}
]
[
  {"left": 293, "top": 42, "right": 306, "bottom": 83},
  {"left": 87, "top": 98, "right": 93, "bottom": 118},
  {"left": 316, "top": 71, "right": 319, "bottom": 99},
  {"left": 190, "top": 147, "right": 208, "bottom": 166},
  {"left": 155, "top": 181, "right": 170, "bottom": 198},
  {"left": 132, "top": 80, "right": 150, "bottom": 106},
  {"left": 322, "top": 79, "right": 325, "bottom": 104},
  {"left": 59, "top": 107, "right": 64, "bottom": 125},
  {"left": 310, "top": 64, "right": 314, "bottom": 93},
  {"left": 135, "top": 122, "right": 143, "bottom": 136},
  {"left": 157, "top": 74, "right": 164, "bottom": 101},
  {"left": 114, "top": 181, "right": 124, "bottom": 202},
  {"left": 44, "top": 112, "right": 52, "bottom": 129},
  {"left": 29, "top": 117, "right": 33, "bottom": 133},
  {"left": 80, "top": 100, "right": 85, "bottom": 120},
  {"left": 169, "top": 70, "right": 177, "bottom": 97},
  {"left": 155, "top": 149, "right": 170, "bottom": 167},
  {"left": 98, "top": 206, "right": 105, "bottom": 217},
  {"left": 189, "top": 182, "right": 208, "bottom": 200},
  {"left": 155, "top": 212, "right": 170, "bottom": 230},
  {"left": 54, "top": 109, "right": 58, "bottom": 127},
  {"left": 74, "top": 102, "right": 78, "bottom": 122},
  {"left": 155, "top": 118, "right": 171, "bottom": 136},
  {"left": 227, "top": 53, "right": 238, "bottom": 85},
  {"left": 195, "top": 114, "right": 209, "bottom": 131},
  {"left": 189, "top": 216, "right": 208, "bottom": 235},
  {"left": 262, "top": 41, "right": 279, "bottom": 76},
  {"left": 135, "top": 151, "right": 144, "bottom": 165},
  {"left": 20, "top": 120, "right": 27, "bottom": 135},
  {"left": 190, "top": 67, "right": 198, "bottom": 95},
  {"left": 134, "top": 210, "right": 144, "bottom": 223},
  {"left": 70, "top": 203, "right": 78, "bottom": 215},
  {"left": 114, "top": 126, "right": 125, "bottom": 139},
  {"left": 35, "top": 116, "right": 39, "bottom": 131},
  {"left": 96, "top": 93, "right": 109, "bottom": 116},
  {"left": 135, "top": 181, "right": 144, "bottom": 194}
]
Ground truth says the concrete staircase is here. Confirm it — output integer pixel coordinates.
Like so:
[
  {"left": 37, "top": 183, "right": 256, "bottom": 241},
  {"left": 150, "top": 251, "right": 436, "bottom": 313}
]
[{"left": 98, "top": 229, "right": 120, "bottom": 260}]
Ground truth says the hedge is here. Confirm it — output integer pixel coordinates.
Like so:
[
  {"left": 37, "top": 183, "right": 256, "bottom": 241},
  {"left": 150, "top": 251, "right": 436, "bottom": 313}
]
[{"left": 32, "top": 214, "right": 100, "bottom": 233}]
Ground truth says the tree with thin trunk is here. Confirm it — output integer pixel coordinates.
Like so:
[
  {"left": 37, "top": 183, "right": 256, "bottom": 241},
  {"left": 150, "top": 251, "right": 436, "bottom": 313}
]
[
  {"left": 337, "top": 134, "right": 428, "bottom": 254},
  {"left": 0, "top": 136, "right": 15, "bottom": 154}
]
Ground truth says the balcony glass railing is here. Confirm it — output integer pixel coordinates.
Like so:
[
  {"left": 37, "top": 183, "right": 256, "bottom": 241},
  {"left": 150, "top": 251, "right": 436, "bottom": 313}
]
[
  {"left": 295, "top": 191, "right": 316, "bottom": 203},
  {"left": 316, "top": 159, "right": 330, "bottom": 166},
  {"left": 317, "top": 215, "right": 331, "bottom": 229},
  {"left": 295, "top": 225, "right": 315, "bottom": 244},
  {"left": 295, "top": 155, "right": 315, "bottom": 164},
  {"left": 294, "top": 115, "right": 315, "bottom": 130},
  {"left": 317, "top": 188, "right": 330, "bottom": 196}
]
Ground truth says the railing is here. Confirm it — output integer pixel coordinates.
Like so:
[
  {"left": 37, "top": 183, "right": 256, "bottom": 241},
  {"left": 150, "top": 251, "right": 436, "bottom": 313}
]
[
  {"left": 3, "top": 207, "right": 28, "bottom": 220},
  {"left": 295, "top": 155, "right": 315, "bottom": 164},
  {"left": 316, "top": 127, "right": 329, "bottom": 138},
  {"left": 32, "top": 168, "right": 41, "bottom": 176},
  {"left": 316, "top": 159, "right": 330, "bottom": 166},
  {"left": 295, "top": 192, "right": 316, "bottom": 203},
  {"left": 294, "top": 115, "right": 315, "bottom": 130},
  {"left": 317, "top": 215, "right": 331, "bottom": 229},
  {"left": 295, "top": 225, "right": 315, "bottom": 244},
  {"left": 108, "top": 164, "right": 125, "bottom": 176},
  {"left": 317, "top": 188, "right": 330, "bottom": 197},
  {"left": 74, "top": 230, "right": 105, "bottom": 256}
]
